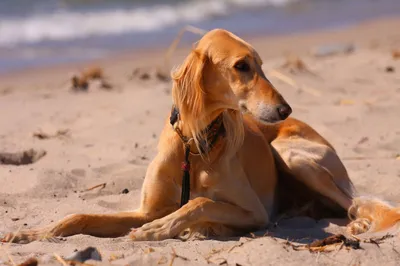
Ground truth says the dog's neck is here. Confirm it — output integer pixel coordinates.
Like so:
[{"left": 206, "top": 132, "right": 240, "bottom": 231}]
[{"left": 169, "top": 105, "right": 225, "bottom": 155}]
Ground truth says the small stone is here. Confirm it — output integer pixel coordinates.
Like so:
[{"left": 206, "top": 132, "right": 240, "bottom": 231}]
[
  {"left": 65, "top": 247, "right": 102, "bottom": 263},
  {"left": 121, "top": 188, "right": 129, "bottom": 194},
  {"left": 18, "top": 257, "right": 38, "bottom": 266},
  {"left": 385, "top": 66, "right": 395, "bottom": 72}
]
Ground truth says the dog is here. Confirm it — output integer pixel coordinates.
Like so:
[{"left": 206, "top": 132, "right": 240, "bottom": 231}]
[{"left": 3, "top": 29, "right": 399, "bottom": 243}]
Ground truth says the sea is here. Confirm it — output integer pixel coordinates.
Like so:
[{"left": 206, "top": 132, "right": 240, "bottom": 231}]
[{"left": 0, "top": 0, "right": 399, "bottom": 73}]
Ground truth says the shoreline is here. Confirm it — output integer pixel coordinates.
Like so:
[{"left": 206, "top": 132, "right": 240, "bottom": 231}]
[
  {"left": 1, "top": 11, "right": 400, "bottom": 266},
  {"left": 1, "top": 15, "right": 399, "bottom": 86},
  {"left": 1, "top": 0, "right": 400, "bottom": 75}
]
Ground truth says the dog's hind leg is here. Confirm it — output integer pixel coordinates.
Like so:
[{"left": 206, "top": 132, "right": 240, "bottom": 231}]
[
  {"left": 347, "top": 197, "right": 400, "bottom": 235},
  {"left": 272, "top": 138, "right": 354, "bottom": 211}
]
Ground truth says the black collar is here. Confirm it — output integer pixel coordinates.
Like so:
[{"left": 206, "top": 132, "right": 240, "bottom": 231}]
[
  {"left": 169, "top": 105, "right": 225, "bottom": 207},
  {"left": 169, "top": 106, "right": 225, "bottom": 155}
]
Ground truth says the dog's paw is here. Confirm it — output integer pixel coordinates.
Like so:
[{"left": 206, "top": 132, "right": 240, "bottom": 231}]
[
  {"left": 347, "top": 218, "right": 371, "bottom": 235},
  {"left": 2, "top": 231, "right": 34, "bottom": 244},
  {"left": 129, "top": 217, "right": 179, "bottom": 241},
  {"left": 1, "top": 230, "right": 55, "bottom": 244}
]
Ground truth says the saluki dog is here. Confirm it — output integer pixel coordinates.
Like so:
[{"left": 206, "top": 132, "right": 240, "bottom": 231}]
[{"left": 3, "top": 29, "right": 399, "bottom": 243}]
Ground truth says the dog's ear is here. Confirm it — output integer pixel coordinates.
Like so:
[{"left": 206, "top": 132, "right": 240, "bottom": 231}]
[{"left": 172, "top": 49, "right": 208, "bottom": 125}]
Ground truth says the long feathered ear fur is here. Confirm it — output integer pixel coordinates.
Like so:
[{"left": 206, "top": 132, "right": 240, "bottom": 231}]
[
  {"left": 171, "top": 49, "right": 245, "bottom": 157},
  {"left": 171, "top": 50, "right": 209, "bottom": 146}
]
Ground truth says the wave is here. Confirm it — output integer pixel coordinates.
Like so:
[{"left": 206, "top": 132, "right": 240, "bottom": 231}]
[{"left": 0, "top": 0, "right": 298, "bottom": 46}]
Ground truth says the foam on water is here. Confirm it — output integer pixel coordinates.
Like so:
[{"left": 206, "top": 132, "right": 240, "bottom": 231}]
[{"left": 0, "top": 0, "right": 297, "bottom": 47}]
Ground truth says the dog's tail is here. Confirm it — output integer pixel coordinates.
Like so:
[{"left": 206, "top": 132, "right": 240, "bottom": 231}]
[{"left": 348, "top": 196, "right": 400, "bottom": 236}]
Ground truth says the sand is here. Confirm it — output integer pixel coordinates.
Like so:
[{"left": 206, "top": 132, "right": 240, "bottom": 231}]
[{"left": 1, "top": 17, "right": 400, "bottom": 266}]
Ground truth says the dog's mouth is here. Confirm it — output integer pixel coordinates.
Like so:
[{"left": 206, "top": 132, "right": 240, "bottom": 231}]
[
  {"left": 239, "top": 101, "right": 284, "bottom": 123},
  {"left": 259, "top": 116, "right": 282, "bottom": 124}
]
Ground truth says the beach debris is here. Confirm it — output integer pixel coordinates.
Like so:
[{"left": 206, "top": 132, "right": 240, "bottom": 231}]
[
  {"left": 33, "top": 128, "right": 70, "bottom": 140},
  {"left": 0, "top": 149, "right": 46, "bottom": 165},
  {"left": 156, "top": 69, "right": 170, "bottom": 82},
  {"left": 80, "top": 183, "right": 106, "bottom": 193},
  {"left": 286, "top": 234, "right": 361, "bottom": 253},
  {"left": 64, "top": 247, "right": 102, "bottom": 263},
  {"left": 288, "top": 233, "right": 395, "bottom": 253},
  {"left": 385, "top": 66, "right": 395, "bottom": 73},
  {"left": 18, "top": 257, "right": 38, "bottom": 266},
  {"left": 71, "top": 75, "right": 89, "bottom": 91},
  {"left": 357, "top": 136, "right": 369, "bottom": 145},
  {"left": 53, "top": 253, "right": 69, "bottom": 266},
  {"left": 131, "top": 68, "right": 150, "bottom": 80},
  {"left": 121, "top": 188, "right": 129, "bottom": 194},
  {"left": 129, "top": 67, "right": 170, "bottom": 82},
  {"left": 143, "top": 247, "right": 155, "bottom": 254},
  {"left": 108, "top": 253, "right": 124, "bottom": 262},
  {"left": 280, "top": 55, "right": 317, "bottom": 76},
  {"left": 309, "top": 234, "right": 360, "bottom": 249},
  {"left": 71, "top": 66, "right": 113, "bottom": 91},
  {"left": 169, "top": 247, "right": 189, "bottom": 266},
  {"left": 362, "top": 234, "right": 395, "bottom": 247},
  {"left": 311, "top": 43, "right": 355, "bottom": 57},
  {"left": 392, "top": 49, "right": 400, "bottom": 60}
]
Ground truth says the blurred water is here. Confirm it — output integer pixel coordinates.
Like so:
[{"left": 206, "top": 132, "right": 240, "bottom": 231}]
[{"left": 0, "top": 0, "right": 399, "bottom": 73}]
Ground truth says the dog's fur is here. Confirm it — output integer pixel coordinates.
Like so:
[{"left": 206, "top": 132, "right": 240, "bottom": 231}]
[{"left": 3, "top": 29, "right": 400, "bottom": 243}]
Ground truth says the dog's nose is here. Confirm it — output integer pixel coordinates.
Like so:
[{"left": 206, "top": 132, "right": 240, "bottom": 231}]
[{"left": 277, "top": 104, "right": 292, "bottom": 120}]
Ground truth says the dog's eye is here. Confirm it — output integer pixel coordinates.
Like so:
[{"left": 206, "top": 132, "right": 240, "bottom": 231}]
[{"left": 234, "top": 61, "right": 250, "bottom": 72}]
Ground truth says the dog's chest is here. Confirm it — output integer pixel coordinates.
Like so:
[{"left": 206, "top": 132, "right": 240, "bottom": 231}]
[{"left": 190, "top": 169, "right": 220, "bottom": 199}]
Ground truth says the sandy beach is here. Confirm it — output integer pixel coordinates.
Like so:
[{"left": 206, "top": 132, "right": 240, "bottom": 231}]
[{"left": 1, "top": 17, "right": 400, "bottom": 265}]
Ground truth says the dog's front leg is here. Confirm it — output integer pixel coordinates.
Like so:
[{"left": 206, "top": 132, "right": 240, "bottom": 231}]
[
  {"left": 129, "top": 196, "right": 268, "bottom": 241},
  {"left": 2, "top": 154, "right": 181, "bottom": 243}
]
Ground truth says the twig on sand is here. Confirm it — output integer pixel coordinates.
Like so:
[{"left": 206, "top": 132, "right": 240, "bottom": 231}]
[
  {"left": 227, "top": 238, "right": 256, "bottom": 253},
  {"left": 1, "top": 225, "right": 23, "bottom": 266},
  {"left": 203, "top": 247, "right": 225, "bottom": 264},
  {"left": 285, "top": 234, "right": 361, "bottom": 253},
  {"left": 267, "top": 69, "right": 321, "bottom": 97},
  {"left": 288, "top": 233, "right": 395, "bottom": 254},
  {"left": 80, "top": 183, "right": 106, "bottom": 193},
  {"left": 363, "top": 234, "right": 395, "bottom": 247},
  {"left": 53, "top": 253, "right": 68, "bottom": 266},
  {"left": 33, "top": 129, "right": 70, "bottom": 140},
  {"left": 227, "top": 242, "right": 245, "bottom": 253},
  {"left": 169, "top": 248, "right": 189, "bottom": 266},
  {"left": 217, "top": 258, "right": 228, "bottom": 265}
]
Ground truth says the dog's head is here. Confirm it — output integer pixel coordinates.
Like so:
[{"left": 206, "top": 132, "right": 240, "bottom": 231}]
[{"left": 172, "top": 29, "right": 291, "bottom": 124}]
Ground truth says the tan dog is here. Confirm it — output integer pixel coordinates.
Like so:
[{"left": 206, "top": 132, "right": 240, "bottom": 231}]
[{"left": 3, "top": 29, "right": 399, "bottom": 243}]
